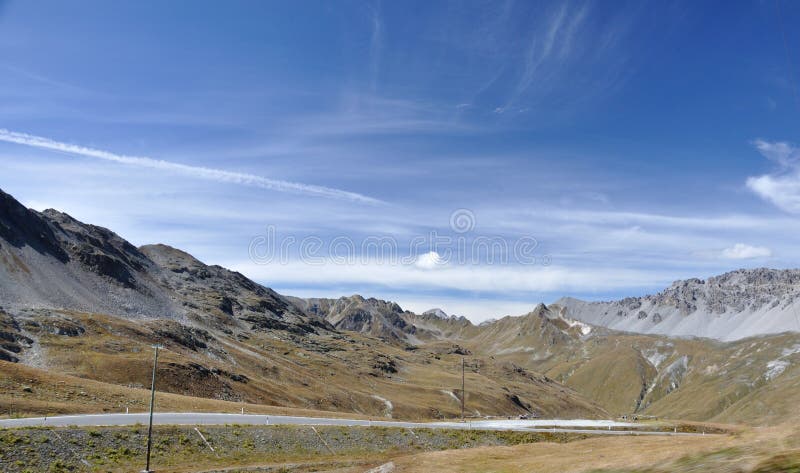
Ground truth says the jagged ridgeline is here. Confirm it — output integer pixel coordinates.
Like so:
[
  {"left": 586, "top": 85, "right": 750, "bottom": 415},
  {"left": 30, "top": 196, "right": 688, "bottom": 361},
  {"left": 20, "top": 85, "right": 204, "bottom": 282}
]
[
  {"left": 557, "top": 269, "right": 800, "bottom": 341},
  {"left": 2, "top": 186, "right": 800, "bottom": 425},
  {"left": 0, "top": 188, "right": 602, "bottom": 420}
]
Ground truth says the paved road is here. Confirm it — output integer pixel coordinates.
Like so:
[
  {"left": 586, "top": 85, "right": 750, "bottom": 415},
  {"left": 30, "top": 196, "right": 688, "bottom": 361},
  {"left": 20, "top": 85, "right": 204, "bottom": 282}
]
[{"left": 0, "top": 413, "right": 711, "bottom": 436}]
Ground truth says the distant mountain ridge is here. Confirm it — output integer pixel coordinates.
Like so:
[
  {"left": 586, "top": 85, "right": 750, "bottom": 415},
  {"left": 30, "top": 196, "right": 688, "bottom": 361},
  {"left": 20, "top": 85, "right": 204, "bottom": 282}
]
[
  {"left": 7, "top": 184, "right": 800, "bottom": 345},
  {"left": 292, "top": 295, "right": 419, "bottom": 342},
  {"left": 557, "top": 269, "right": 800, "bottom": 341},
  {"left": 7, "top": 186, "right": 800, "bottom": 425},
  {"left": 0, "top": 188, "right": 330, "bottom": 337},
  {"left": 3, "top": 187, "right": 605, "bottom": 419}
]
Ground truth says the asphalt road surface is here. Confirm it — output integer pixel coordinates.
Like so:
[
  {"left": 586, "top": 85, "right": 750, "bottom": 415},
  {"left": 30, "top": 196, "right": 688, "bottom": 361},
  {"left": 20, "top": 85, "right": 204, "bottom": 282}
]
[{"left": 0, "top": 413, "right": 712, "bottom": 436}]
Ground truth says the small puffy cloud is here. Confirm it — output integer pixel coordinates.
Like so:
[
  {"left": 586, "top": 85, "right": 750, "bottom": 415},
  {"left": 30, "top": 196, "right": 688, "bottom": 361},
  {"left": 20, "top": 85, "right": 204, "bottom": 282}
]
[
  {"left": 721, "top": 243, "right": 772, "bottom": 260},
  {"left": 746, "top": 174, "right": 800, "bottom": 213},
  {"left": 746, "top": 139, "right": 800, "bottom": 213},
  {"left": 414, "top": 251, "right": 445, "bottom": 269}
]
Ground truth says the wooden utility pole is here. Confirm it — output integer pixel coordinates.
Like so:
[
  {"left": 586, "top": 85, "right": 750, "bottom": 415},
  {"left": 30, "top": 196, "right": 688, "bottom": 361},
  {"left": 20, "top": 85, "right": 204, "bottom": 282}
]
[
  {"left": 461, "top": 356, "right": 465, "bottom": 421},
  {"left": 143, "top": 344, "right": 161, "bottom": 473}
]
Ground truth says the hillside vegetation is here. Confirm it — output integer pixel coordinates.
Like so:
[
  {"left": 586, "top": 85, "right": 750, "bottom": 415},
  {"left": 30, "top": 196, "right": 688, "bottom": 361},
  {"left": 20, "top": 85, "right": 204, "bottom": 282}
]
[{"left": 2, "top": 187, "right": 800, "bottom": 427}]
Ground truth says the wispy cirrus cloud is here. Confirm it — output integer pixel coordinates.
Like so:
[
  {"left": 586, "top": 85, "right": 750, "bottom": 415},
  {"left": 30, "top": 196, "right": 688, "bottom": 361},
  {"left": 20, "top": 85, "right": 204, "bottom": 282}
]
[
  {"left": 510, "top": 3, "right": 589, "bottom": 104},
  {"left": 282, "top": 93, "right": 473, "bottom": 138},
  {"left": 0, "top": 128, "right": 382, "bottom": 204},
  {"left": 1, "top": 64, "right": 98, "bottom": 96},
  {"left": 367, "top": 2, "right": 382, "bottom": 93},
  {"left": 746, "top": 139, "right": 800, "bottom": 213},
  {"left": 752, "top": 139, "right": 799, "bottom": 166}
]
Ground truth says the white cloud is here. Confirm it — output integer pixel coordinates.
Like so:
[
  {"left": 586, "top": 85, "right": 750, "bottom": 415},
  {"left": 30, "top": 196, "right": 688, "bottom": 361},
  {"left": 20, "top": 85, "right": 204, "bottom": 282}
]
[
  {"left": 746, "top": 173, "right": 800, "bottom": 214},
  {"left": 0, "top": 128, "right": 382, "bottom": 204},
  {"left": 229, "top": 259, "right": 673, "bottom": 296},
  {"left": 415, "top": 251, "right": 445, "bottom": 270},
  {"left": 721, "top": 243, "right": 772, "bottom": 260},
  {"left": 746, "top": 139, "right": 800, "bottom": 213}
]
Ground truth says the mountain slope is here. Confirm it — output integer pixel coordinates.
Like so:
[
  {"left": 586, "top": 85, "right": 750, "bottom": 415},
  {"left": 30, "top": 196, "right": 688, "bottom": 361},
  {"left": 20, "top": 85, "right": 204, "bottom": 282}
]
[
  {"left": 557, "top": 269, "right": 800, "bottom": 341},
  {"left": 295, "top": 295, "right": 419, "bottom": 343},
  {"left": 0, "top": 190, "right": 180, "bottom": 318},
  {"left": 140, "top": 244, "right": 330, "bottom": 334},
  {"left": 5, "top": 186, "right": 800, "bottom": 425},
  {"left": 294, "top": 297, "right": 478, "bottom": 345},
  {"left": 0, "top": 188, "right": 606, "bottom": 420},
  {"left": 0, "top": 188, "right": 328, "bottom": 337},
  {"left": 466, "top": 304, "right": 800, "bottom": 424}
]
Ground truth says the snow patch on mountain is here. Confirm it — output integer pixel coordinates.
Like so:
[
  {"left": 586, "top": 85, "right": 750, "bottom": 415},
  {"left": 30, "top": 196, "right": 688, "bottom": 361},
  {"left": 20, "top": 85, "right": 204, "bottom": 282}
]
[
  {"left": 782, "top": 344, "right": 800, "bottom": 357},
  {"left": 642, "top": 349, "right": 669, "bottom": 368},
  {"left": 422, "top": 308, "right": 467, "bottom": 322},
  {"left": 424, "top": 308, "right": 449, "bottom": 319},
  {"left": 648, "top": 355, "right": 689, "bottom": 395},
  {"left": 561, "top": 315, "right": 592, "bottom": 335},
  {"left": 766, "top": 360, "right": 789, "bottom": 380}
]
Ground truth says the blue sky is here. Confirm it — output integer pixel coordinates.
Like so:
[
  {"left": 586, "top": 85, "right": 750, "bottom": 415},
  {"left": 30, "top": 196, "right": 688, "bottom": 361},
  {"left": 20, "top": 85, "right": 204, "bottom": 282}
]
[{"left": 1, "top": 0, "right": 800, "bottom": 320}]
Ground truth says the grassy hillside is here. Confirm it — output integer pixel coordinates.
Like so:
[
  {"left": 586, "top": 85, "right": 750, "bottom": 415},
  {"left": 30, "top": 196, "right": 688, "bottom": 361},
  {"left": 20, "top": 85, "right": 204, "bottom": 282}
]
[
  {"left": 462, "top": 304, "right": 800, "bottom": 425},
  {"left": 0, "top": 308, "right": 605, "bottom": 421},
  {"left": 4, "top": 188, "right": 800, "bottom": 427},
  {"left": 377, "top": 424, "right": 800, "bottom": 473}
]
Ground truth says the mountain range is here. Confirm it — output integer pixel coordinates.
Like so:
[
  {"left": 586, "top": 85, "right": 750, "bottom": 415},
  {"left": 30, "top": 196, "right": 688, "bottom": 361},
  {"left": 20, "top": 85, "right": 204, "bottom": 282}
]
[
  {"left": 2, "top": 187, "right": 800, "bottom": 426},
  {"left": 557, "top": 269, "right": 800, "bottom": 341}
]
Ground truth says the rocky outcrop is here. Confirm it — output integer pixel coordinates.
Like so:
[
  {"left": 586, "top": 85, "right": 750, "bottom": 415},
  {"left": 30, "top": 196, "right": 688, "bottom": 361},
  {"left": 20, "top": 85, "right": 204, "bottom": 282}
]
[
  {"left": 301, "top": 295, "right": 418, "bottom": 342},
  {"left": 0, "top": 188, "right": 330, "bottom": 337},
  {"left": 556, "top": 269, "right": 800, "bottom": 340},
  {"left": 140, "top": 244, "right": 331, "bottom": 335},
  {"left": 0, "top": 190, "right": 69, "bottom": 262}
]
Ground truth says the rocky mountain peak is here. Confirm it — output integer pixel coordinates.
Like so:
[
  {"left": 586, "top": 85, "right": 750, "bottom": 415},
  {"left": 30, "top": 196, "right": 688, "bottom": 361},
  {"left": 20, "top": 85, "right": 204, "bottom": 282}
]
[
  {"left": 140, "top": 244, "right": 205, "bottom": 271},
  {"left": 423, "top": 308, "right": 449, "bottom": 319},
  {"left": 0, "top": 189, "right": 69, "bottom": 262},
  {"left": 0, "top": 189, "right": 330, "bottom": 335},
  {"left": 559, "top": 268, "right": 800, "bottom": 341},
  {"left": 419, "top": 308, "right": 470, "bottom": 325}
]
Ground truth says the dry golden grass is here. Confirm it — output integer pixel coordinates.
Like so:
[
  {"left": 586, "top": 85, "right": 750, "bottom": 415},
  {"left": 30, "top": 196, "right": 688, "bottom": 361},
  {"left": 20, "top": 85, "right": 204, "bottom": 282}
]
[
  {"left": 474, "top": 323, "right": 800, "bottom": 427},
  {"left": 2, "top": 309, "right": 607, "bottom": 422},
  {"left": 363, "top": 424, "right": 800, "bottom": 473},
  {"left": 0, "top": 360, "right": 371, "bottom": 420},
  {"left": 381, "top": 435, "right": 733, "bottom": 473}
]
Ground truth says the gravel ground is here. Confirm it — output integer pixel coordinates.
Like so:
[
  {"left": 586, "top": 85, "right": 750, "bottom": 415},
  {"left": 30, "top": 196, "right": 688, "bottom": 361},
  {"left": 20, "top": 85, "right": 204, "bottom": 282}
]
[{"left": 0, "top": 424, "right": 583, "bottom": 472}]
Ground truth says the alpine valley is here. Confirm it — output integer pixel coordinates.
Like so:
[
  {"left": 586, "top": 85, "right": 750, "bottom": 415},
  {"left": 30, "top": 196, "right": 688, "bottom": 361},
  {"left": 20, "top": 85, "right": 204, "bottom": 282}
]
[{"left": 2, "top": 187, "right": 799, "bottom": 426}]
